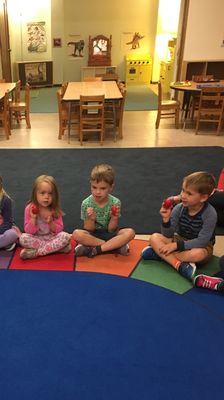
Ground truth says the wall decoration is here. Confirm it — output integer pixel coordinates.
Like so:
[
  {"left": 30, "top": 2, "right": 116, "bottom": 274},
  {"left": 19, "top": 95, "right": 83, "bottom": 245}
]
[
  {"left": 24, "top": 62, "right": 47, "bottom": 84},
  {"left": 27, "top": 22, "right": 47, "bottom": 52},
  {"left": 121, "top": 32, "right": 145, "bottom": 53},
  {"left": 67, "top": 35, "right": 85, "bottom": 58},
  {"left": 53, "top": 38, "right": 62, "bottom": 48},
  {"left": 126, "top": 32, "right": 145, "bottom": 50}
]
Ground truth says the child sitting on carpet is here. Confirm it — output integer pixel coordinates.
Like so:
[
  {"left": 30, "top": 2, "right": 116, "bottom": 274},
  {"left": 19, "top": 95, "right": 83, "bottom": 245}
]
[
  {"left": 0, "top": 175, "right": 20, "bottom": 251},
  {"left": 19, "top": 175, "right": 71, "bottom": 259},
  {"left": 73, "top": 163, "right": 135, "bottom": 257},
  {"left": 141, "top": 171, "right": 224, "bottom": 291}
]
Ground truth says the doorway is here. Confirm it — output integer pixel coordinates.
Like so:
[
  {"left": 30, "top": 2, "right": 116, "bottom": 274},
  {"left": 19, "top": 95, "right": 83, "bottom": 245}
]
[{"left": 0, "top": 0, "right": 12, "bottom": 81}]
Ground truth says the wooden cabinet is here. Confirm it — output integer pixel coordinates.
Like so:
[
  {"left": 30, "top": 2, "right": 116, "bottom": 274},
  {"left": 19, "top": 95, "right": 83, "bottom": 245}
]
[
  {"left": 81, "top": 66, "right": 117, "bottom": 81},
  {"left": 182, "top": 60, "right": 224, "bottom": 81},
  {"left": 160, "top": 61, "right": 174, "bottom": 94},
  {"left": 17, "top": 61, "right": 53, "bottom": 87}
]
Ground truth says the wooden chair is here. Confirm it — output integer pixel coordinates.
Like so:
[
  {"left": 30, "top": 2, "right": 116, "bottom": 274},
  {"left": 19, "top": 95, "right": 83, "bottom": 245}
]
[
  {"left": 105, "top": 83, "right": 126, "bottom": 141},
  {"left": 57, "top": 89, "right": 79, "bottom": 142},
  {"left": 61, "top": 81, "right": 68, "bottom": 96},
  {"left": 187, "top": 75, "right": 215, "bottom": 122},
  {"left": 0, "top": 92, "right": 11, "bottom": 139},
  {"left": 192, "top": 75, "right": 214, "bottom": 83},
  {"left": 116, "top": 85, "right": 126, "bottom": 139},
  {"left": 195, "top": 87, "right": 224, "bottom": 135},
  {"left": 155, "top": 81, "right": 180, "bottom": 129},
  {"left": 79, "top": 95, "right": 105, "bottom": 145},
  {"left": 9, "top": 83, "right": 31, "bottom": 128}
]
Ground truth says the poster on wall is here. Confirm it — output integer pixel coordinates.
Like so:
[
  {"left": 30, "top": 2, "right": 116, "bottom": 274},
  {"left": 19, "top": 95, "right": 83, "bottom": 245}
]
[
  {"left": 24, "top": 62, "right": 47, "bottom": 84},
  {"left": 27, "top": 22, "right": 47, "bottom": 52},
  {"left": 67, "top": 34, "right": 85, "bottom": 58},
  {"left": 121, "top": 31, "right": 145, "bottom": 53}
]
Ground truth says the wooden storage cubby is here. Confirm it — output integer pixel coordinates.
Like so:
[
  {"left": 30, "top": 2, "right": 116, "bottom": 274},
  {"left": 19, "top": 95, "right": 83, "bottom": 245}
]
[{"left": 182, "top": 60, "right": 224, "bottom": 81}]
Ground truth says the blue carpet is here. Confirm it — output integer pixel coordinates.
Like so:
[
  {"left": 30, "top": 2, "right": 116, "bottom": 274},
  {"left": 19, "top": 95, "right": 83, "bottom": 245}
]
[
  {"left": 0, "top": 270, "right": 223, "bottom": 400},
  {"left": 0, "top": 147, "right": 223, "bottom": 235}
]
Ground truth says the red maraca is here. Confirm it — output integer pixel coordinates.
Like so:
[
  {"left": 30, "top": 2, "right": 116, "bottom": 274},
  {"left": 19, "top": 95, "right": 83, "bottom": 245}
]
[
  {"left": 31, "top": 204, "right": 39, "bottom": 214},
  {"left": 162, "top": 197, "right": 174, "bottom": 209},
  {"left": 111, "top": 204, "right": 119, "bottom": 216}
]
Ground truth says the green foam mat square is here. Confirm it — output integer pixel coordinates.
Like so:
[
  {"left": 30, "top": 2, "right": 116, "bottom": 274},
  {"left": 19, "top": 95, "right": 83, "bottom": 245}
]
[{"left": 131, "top": 256, "right": 221, "bottom": 294}]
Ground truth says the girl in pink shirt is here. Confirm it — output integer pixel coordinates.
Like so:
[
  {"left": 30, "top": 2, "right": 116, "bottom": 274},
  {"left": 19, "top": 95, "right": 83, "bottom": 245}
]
[{"left": 19, "top": 175, "right": 71, "bottom": 259}]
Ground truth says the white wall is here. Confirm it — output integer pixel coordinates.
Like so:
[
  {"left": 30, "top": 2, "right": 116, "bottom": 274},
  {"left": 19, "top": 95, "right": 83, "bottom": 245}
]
[
  {"left": 61, "top": 0, "right": 159, "bottom": 82},
  {"left": 184, "top": 0, "right": 224, "bottom": 60},
  {"left": 51, "top": 0, "right": 64, "bottom": 83},
  {"left": 8, "top": 0, "right": 52, "bottom": 80},
  {"left": 7, "top": 0, "right": 159, "bottom": 83}
]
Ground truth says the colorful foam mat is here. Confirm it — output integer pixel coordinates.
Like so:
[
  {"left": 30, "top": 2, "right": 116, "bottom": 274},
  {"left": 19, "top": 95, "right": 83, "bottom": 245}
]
[
  {"left": 9, "top": 239, "right": 147, "bottom": 275},
  {"left": 75, "top": 239, "right": 148, "bottom": 277},
  {"left": 0, "top": 248, "right": 16, "bottom": 270},
  {"left": 9, "top": 245, "right": 75, "bottom": 271},
  {"left": 131, "top": 256, "right": 221, "bottom": 295}
]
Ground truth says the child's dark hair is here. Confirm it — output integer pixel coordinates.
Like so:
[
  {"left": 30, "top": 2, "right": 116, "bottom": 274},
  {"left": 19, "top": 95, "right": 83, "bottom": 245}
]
[
  {"left": 183, "top": 171, "right": 216, "bottom": 195},
  {"left": 90, "top": 164, "right": 115, "bottom": 185}
]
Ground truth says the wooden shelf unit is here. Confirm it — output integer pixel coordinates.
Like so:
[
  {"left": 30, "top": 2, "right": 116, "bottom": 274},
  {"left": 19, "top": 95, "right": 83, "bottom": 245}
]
[
  {"left": 182, "top": 60, "right": 224, "bottom": 81},
  {"left": 81, "top": 66, "right": 117, "bottom": 81}
]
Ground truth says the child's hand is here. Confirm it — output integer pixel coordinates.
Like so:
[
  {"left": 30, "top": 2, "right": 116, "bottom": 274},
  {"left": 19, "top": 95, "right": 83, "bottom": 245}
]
[
  {"left": 39, "top": 208, "right": 54, "bottom": 223},
  {"left": 160, "top": 204, "right": 172, "bottom": 222},
  {"left": 30, "top": 204, "right": 38, "bottom": 219},
  {"left": 159, "top": 242, "right": 177, "bottom": 256},
  {"left": 110, "top": 205, "right": 119, "bottom": 218},
  {"left": 87, "top": 207, "right": 96, "bottom": 221},
  {"left": 31, "top": 204, "right": 39, "bottom": 215}
]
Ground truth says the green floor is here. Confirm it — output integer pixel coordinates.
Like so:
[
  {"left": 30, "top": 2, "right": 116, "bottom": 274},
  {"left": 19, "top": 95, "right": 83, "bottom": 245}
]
[{"left": 27, "top": 85, "right": 158, "bottom": 113}]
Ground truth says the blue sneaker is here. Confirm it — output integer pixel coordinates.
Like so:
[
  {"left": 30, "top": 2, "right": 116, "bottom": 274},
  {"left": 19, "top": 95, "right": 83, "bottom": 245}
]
[
  {"left": 141, "top": 246, "right": 161, "bottom": 261},
  {"left": 179, "top": 262, "right": 196, "bottom": 281}
]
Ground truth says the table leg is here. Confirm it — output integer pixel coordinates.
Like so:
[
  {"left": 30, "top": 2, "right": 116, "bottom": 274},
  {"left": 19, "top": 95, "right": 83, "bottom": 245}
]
[{"left": 67, "top": 101, "right": 72, "bottom": 143}]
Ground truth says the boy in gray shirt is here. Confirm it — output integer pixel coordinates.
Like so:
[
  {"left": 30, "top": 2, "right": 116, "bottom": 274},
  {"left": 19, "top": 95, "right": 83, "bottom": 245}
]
[{"left": 142, "top": 171, "right": 223, "bottom": 292}]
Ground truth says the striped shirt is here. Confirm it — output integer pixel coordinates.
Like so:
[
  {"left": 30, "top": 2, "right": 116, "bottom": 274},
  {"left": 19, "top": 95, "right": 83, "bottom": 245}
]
[{"left": 161, "top": 202, "right": 217, "bottom": 251}]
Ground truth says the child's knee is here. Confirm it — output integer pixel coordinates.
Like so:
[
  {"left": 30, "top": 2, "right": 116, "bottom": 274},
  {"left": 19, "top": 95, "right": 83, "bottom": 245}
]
[
  {"left": 73, "top": 229, "right": 84, "bottom": 242},
  {"left": 127, "top": 228, "right": 135, "bottom": 240},
  {"left": 150, "top": 232, "right": 162, "bottom": 246},
  {"left": 19, "top": 233, "right": 27, "bottom": 246}
]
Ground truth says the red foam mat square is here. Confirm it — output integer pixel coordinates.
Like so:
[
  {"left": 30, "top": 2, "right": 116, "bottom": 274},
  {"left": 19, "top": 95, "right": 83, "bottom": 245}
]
[{"left": 9, "top": 242, "right": 76, "bottom": 271}]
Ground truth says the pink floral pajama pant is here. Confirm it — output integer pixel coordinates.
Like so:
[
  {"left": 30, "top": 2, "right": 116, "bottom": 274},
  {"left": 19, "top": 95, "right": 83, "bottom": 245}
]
[{"left": 19, "top": 231, "right": 70, "bottom": 256}]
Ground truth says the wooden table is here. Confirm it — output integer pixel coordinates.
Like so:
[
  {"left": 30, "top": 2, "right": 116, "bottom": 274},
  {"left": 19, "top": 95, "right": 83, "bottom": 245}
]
[
  {"left": 0, "top": 82, "right": 16, "bottom": 100},
  {"left": 170, "top": 80, "right": 224, "bottom": 120},
  {"left": 63, "top": 81, "right": 123, "bottom": 141}
]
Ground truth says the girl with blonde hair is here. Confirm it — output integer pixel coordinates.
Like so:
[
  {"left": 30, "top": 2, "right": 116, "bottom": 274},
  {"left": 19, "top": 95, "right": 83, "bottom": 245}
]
[{"left": 19, "top": 175, "right": 71, "bottom": 259}]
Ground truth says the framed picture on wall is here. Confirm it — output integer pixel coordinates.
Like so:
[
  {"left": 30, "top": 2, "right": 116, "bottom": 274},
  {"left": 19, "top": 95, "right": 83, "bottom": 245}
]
[
  {"left": 17, "top": 61, "right": 53, "bottom": 87},
  {"left": 53, "top": 38, "right": 62, "bottom": 48},
  {"left": 27, "top": 21, "right": 47, "bottom": 52}
]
